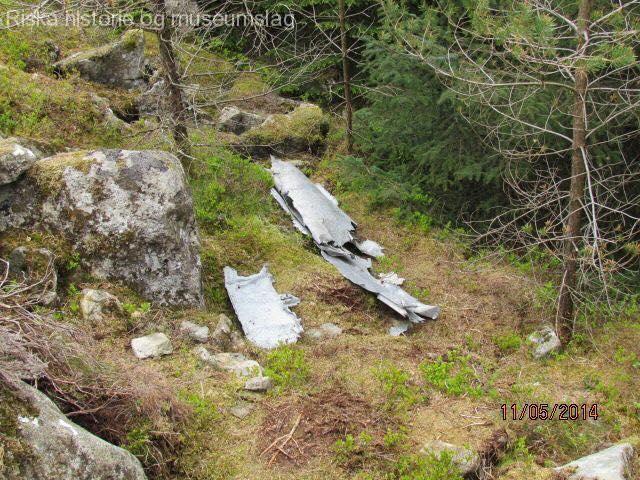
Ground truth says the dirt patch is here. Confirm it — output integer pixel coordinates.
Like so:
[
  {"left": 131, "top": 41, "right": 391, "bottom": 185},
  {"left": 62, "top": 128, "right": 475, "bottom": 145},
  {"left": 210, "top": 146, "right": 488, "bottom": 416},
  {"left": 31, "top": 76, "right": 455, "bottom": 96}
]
[
  {"left": 304, "top": 273, "right": 372, "bottom": 315},
  {"left": 259, "top": 385, "right": 393, "bottom": 468}
]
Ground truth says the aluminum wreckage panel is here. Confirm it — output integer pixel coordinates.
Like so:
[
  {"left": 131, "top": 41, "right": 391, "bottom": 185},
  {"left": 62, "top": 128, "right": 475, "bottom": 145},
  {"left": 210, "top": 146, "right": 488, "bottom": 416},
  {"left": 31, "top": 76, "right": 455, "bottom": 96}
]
[
  {"left": 270, "top": 156, "right": 440, "bottom": 332},
  {"left": 224, "top": 265, "right": 303, "bottom": 349}
]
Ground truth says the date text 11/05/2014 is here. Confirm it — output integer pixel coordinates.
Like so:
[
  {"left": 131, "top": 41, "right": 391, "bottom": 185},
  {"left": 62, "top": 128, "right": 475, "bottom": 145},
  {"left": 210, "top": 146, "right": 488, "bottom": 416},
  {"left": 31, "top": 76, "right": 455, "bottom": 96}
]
[{"left": 501, "top": 403, "right": 599, "bottom": 421}]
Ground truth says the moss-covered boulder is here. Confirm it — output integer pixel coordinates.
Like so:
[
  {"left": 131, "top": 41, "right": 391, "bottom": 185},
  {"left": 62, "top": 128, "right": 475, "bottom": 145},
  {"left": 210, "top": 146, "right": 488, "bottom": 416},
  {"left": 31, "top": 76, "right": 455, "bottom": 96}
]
[
  {"left": 240, "top": 103, "right": 329, "bottom": 157},
  {"left": 54, "top": 29, "right": 147, "bottom": 90},
  {"left": 0, "top": 149, "right": 204, "bottom": 307}
]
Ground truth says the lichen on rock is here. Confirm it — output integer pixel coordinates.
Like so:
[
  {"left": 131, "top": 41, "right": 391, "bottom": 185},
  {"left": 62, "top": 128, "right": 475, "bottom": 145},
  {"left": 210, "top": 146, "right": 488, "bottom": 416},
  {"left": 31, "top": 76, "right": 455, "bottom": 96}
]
[
  {"left": 1, "top": 149, "right": 204, "bottom": 308},
  {"left": 54, "top": 29, "right": 147, "bottom": 90}
]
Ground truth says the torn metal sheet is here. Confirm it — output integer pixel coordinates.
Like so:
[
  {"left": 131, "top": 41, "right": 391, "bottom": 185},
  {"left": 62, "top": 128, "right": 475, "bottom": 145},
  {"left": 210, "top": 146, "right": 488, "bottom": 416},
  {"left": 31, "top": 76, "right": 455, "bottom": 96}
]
[
  {"left": 224, "top": 265, "right": 303, "bottom": 349},
  {"left": 271, "top": 157, "right": 357, "bottom": 246},
  {"left": 270, "top": 157, "right": 440, "bottom": 330},
  {"left": 320, "top": 247, "right": 440, "bottom": 323}
]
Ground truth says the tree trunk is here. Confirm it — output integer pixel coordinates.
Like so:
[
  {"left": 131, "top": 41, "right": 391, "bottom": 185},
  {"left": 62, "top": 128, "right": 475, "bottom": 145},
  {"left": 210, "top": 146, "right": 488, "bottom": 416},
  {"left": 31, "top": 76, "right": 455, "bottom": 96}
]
[
  {"left": 154, "top": 0, "right": 192, "bottom": 172},
  {"left": 338, "top": 0, "right": 353, "bottom": 153},
  {"left": 557, "top": 0, "right": 592, "bottom": 344}
]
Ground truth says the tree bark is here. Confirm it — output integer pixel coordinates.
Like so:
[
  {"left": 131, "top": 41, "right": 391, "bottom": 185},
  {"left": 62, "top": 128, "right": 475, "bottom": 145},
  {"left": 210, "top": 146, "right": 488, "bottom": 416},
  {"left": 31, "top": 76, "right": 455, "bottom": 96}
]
[
  {"left": 338, "top": 0, "right": 353, "bottom": 153},
  {"left": 557, "top": 0, "right": 592, "bottom": 344},
  {"left": 154, "top": 0, "right": 192, "bottom": 172}
]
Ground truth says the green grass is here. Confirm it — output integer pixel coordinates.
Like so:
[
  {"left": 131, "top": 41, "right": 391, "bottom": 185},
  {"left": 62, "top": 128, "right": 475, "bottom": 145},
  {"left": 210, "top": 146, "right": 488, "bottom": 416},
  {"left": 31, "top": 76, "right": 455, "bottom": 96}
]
[
  {"left": 263, "top": 345, "right": 310, "bottom": 391},
  {"left": 391, "top": 451, "right": 464, "bottom": 480},
  {"left": 494, "top": 332, "right": 523, "bottom": 354},
  {"left": 419, "top": 350, "right": 484, "bottom": 397},
  {"left": 374, "top": 362, "right": 423, "bottom": 414}
]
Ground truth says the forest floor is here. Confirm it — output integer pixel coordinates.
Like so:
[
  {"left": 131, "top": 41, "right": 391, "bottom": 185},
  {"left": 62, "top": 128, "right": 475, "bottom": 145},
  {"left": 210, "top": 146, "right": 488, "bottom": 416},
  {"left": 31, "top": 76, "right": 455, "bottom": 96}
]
[{"left": 0, "top": 19, "right": 638, "bottom": 480}]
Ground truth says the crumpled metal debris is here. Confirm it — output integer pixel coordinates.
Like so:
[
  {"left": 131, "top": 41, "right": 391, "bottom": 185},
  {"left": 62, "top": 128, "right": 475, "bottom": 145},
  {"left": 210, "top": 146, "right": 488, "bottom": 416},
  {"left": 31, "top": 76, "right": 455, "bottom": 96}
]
[
  {"left": 270, "top": 156, "right": 440, "bottom": 332},
  {"left": 224, "top": 265, "right": 303, "bottom": 349}
]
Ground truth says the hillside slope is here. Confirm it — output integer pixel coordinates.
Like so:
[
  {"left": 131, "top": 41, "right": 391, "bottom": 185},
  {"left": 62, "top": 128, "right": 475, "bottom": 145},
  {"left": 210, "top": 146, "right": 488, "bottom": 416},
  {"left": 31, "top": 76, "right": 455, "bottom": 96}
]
[{"left": 0, "top": 20, "right": 638, "bottom": 480}]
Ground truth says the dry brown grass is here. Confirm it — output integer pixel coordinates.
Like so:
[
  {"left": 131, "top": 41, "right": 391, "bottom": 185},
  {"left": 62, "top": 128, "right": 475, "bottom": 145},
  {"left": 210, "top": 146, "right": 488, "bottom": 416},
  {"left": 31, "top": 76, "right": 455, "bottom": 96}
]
[
  {"left": 259, "top": 384, "right": 394, "bottom": 468},
  {"left": 0, "top": 256, "right": 188, "bottom": 477}
]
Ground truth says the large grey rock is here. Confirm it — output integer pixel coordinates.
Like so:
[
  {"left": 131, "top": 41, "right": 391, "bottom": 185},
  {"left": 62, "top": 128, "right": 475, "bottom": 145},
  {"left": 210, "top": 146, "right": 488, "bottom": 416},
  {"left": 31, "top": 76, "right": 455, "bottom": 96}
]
[
  {"left": 556, "top": 443, "right": 634, "bottom": 480},
  {"left": 180, "top": 320, "right": 209, "bottom": 343},
  {"left": 528, "top": 326, "right": 561, "bottom": 359},
  {"left": 0, "top": 138, "right": 39, "bottom": 185},
  {"left": 420, "top": 440, "right": 480, "bottom": 476},
  {"left": 54, "top": 29, "right": 147, "bottom": 90},
  {"left": 80, "top": 289, "right": 122, "bottom": 323},
  {"left": 131, "top": 333, "right": 173, "bottom": 359},
  {"left": 218, "top": 106, "right": 265, "bottom": 135},
  {"left": 194, "top": 347, "right": 262, "bottom": 377},
  {"left": 0, "top": 149, "right": 203, "bottom": 307},
  {"left": 7, "top": 380, "right": 146, "bottom": 480}
]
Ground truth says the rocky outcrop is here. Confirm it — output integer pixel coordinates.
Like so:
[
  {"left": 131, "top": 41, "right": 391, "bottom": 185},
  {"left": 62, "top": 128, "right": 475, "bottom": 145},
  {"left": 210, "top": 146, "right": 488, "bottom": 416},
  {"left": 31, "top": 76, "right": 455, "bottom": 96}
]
[
  {"left": 4, "top": 379, "right": 147, "bottom": 480},
  {"left": 0, "top": 138, "right": 41, "bottom": 185},
  {"left": 240, "top": 103, "right": 329, "bottom": 157},
  {"left": 218, "top": 106, "right": 266, "bottom": 135},
  {"left": 0, "top": 149, "right": 204, "bottom": 307},
  {"left": 54, "top": 29, "right": 147, "bottom": 90}
]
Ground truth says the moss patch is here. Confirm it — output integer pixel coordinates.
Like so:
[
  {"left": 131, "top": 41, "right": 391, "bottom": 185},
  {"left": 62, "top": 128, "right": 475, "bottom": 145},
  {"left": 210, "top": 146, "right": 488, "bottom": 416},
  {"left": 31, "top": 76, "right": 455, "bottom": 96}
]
[
  {"left": 0, "top": 383, "right": 35, "bottom": 477},
  {"left": 29, "top": 150, "right": 91, "bottom": 194},
  {"left": 242, "top": 104, "right": 329, "bottom": 152}
]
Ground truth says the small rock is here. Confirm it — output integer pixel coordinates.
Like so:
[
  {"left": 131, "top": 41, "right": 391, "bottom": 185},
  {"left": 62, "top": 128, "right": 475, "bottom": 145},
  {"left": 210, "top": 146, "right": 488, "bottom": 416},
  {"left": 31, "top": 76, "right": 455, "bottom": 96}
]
[
  {"left": 80, "top": 289, "right": 122, "bottom": 323},
  {"left": 356, "top": 239, "right": 385, "bottom": 258},
  {"left": 420, "top": 440, "right": 480, "bottom": 476},
  {"left": 244, "top": 376, "right": 274, "bottom": 392},
  {"left": 229, "top": 330, "right": 246, "bottom": 351},
  {"left": 218, "top": 106, "right": 265, "bottom": 135},
  {"left": 528, "top": 326, "right": 561, "bottom": 359},
  {"left": 0, "top": 138, "right": 39, "bottom": 185},
  {"left": 379, "top": 272, "right": 405, "bottom": 286},
  {"left": 131, "top": 333, "right": 173, "bottom": 359},
  {"left": 229, "top": 401, "right": 254, "bottom": 419},
  {"left": 211, "top": 314, "right": 245, "bottom": 350},
  {"left": 212, "top": 314, "right": 232, "bottom": 341},
  {"left": 555, "top": 443, "right": 634, "bottom": 480},
  {"left": 194, "top": 347, "right": 261, "bottom": 377},
  {"left": 306, "top": 322, "right": 343, "bottom": 342},
  {"left": 180, "top": 320, "right": 209, "bottom": 343},
  {"left": 388, "top": 319, "right": 412, "bottom": 336}
]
